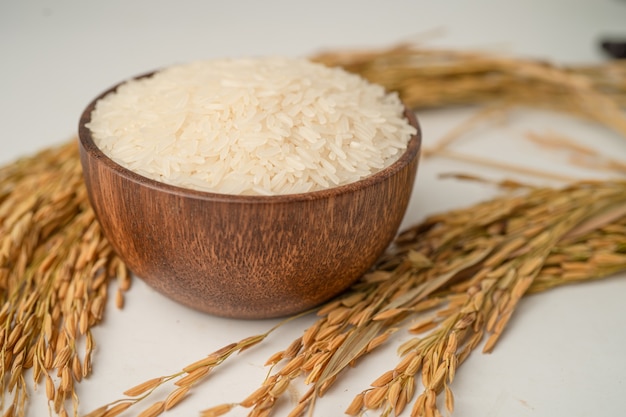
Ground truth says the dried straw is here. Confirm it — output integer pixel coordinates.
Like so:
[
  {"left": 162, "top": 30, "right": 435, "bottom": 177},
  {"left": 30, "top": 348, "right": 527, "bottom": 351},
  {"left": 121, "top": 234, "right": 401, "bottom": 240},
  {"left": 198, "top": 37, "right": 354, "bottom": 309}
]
[
  {"left": 0, "top": 142, "right": 130, "bottom": 417},
  {"left": 312, "top": 44, "right": 626, "bottom": 136}
]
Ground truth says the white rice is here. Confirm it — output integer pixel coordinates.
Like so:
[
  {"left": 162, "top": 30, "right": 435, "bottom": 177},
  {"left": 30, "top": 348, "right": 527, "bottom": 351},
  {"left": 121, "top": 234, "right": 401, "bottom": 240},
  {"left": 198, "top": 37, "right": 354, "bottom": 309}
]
[{"left": 87, "top": 57, "right": 416, "bottom": 195}]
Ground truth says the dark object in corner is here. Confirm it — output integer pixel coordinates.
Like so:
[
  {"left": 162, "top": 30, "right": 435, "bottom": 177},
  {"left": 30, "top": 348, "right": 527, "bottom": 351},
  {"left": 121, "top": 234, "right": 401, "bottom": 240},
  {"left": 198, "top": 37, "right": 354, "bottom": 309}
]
[{"left": 601, "top": 39, "right": 626, "bottom": 59}]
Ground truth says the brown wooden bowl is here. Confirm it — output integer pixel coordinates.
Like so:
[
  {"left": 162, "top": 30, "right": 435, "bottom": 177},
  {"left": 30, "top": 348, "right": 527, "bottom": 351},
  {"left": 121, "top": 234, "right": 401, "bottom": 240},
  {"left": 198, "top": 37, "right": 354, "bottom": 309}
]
[{"left": 78, "top": 84, "right": 421, "bottom": 319}]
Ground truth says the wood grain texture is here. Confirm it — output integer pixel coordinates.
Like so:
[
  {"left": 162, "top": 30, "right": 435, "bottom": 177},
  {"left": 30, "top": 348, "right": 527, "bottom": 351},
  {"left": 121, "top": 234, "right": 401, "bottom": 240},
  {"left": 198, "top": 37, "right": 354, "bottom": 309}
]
[{"left": 78, "top": 83, "right": 421, "bottom": 319}]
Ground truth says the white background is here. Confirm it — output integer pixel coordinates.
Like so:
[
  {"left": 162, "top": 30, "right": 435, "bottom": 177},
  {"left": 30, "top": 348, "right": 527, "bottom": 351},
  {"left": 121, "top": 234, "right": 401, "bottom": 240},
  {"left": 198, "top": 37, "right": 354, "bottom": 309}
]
[{"left": 2, "top": 1, "right": 626, "bottom": 416}]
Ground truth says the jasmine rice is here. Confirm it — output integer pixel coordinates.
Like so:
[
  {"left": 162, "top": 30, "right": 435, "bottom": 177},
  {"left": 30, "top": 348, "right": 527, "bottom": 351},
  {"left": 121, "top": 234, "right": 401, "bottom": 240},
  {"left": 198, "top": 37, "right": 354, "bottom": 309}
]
[{"left": 87, "top": 57, "right": 416, "bottom": 195}]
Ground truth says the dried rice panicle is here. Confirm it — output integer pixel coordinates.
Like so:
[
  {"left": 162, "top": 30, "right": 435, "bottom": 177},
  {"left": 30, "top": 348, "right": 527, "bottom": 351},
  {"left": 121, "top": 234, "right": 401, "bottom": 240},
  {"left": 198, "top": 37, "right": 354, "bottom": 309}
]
[
  {"left": 312, "top": 44, "right": 626, "bottom": 109},
  {"left": 341, "top": 180, "right": 626, "bottom": 417},
  {"left": 85, "top": 315, "right": 302, "bottom": 417},
  {"left": 0, "top": 141, "right": 130, "bottom": 417}
]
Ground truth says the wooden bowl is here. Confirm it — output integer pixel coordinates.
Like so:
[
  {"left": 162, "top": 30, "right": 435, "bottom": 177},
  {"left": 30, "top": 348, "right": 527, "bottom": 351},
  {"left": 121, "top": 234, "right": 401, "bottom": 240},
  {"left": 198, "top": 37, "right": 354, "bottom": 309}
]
[{"left": 77, "top": 85, "right": 422, "bottom": 319}]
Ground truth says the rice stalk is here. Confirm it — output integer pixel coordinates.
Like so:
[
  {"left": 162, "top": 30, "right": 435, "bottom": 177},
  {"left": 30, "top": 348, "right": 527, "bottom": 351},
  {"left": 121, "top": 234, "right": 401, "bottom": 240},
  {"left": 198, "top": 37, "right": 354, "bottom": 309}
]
[
  {"left": 338, "top": 181, "right": 626, "bottom": 417},
  {"left": 312, "top": 44, "right": 626, "bottom": 122},
  {"left": 526, "top": 131, "right": 626, "bottom": 176},
  {"left": 83, "top": 311, "right": 310, "bottom": 417},
  {"left": 0, "top": 142, "right": 130, "bottom": 417}
]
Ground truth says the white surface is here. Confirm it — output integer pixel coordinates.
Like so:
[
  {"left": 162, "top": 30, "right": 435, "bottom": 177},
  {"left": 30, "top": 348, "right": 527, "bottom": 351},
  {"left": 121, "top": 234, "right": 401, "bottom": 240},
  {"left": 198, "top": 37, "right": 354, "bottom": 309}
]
[{"left": 2, "top": 1, "right": 626, "bottom": 416}]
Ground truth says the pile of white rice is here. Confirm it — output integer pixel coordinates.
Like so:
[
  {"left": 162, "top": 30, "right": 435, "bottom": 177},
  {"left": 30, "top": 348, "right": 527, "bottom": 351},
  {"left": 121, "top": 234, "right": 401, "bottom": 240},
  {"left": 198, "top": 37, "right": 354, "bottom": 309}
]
[{"left": 87, "top": 57, "right": 416, "bottom": 195}]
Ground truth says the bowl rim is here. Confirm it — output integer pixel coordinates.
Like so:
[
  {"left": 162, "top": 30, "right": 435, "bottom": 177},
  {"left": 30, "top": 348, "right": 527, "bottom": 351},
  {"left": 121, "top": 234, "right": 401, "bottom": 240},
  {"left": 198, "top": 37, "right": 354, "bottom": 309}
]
[{"left": 78, "top": 73, "right": 422, "bottom": 204}]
